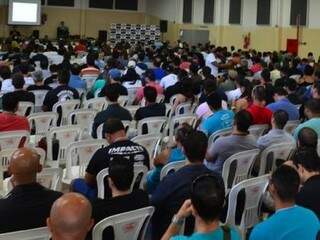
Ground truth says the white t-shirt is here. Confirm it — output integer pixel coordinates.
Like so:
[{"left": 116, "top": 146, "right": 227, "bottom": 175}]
[
  {"left": 205, "top": 53, "right": 218, "bottom": 77},
  {"left": 1, "top": 79, "right": 14, "bottom": 93},
  {"left": 226, "top": 88, "right": 242, "bottom": 102},
  {"left": 24, "top": 77, "right": 35, "bottom": 87},
  {"left": 160, "top": 73, "right": 178, "bottom": 89}
]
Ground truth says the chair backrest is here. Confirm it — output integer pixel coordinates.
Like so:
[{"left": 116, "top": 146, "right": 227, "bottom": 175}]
[
  {"left": 131, "top": 134, "right": 161, "bottom": 162},
  {"left": 170, "top": 94, "right": 178, "bottom": 105},
  {"left": 0, "top": 148, "right": 16, "bottom": 189},
  {"left": 258, "top": 142, "right": 296, "bottom": 176},
  {"left": 222, "top": 149, "right": 261, "bottom": 194},
  {"left": 168, "top": 115, "right": 197, "bottom": 144},
  {"left": 16, "top": 101, "right": 35, "bottom": 117},
  {"left": 28, "top": 112, "right": 58, "bottom": 136},
  {"left": 208, "top": 127, "right": 233, "bottom": 147},
  {"left": 127, "top": 87, "right": 140, "bottom": 105},
  {"left": 0, "top": 227, "right": 50, "bottom": 240},
  {"left": 82, "top": 75, "right": 98, "bottom": 90},
  {"left": 225, "top": 175, "right": 270, "bottom": 239},
  {"left": 53, "top": 99, "right": 81, "bottom": 126},
  {"left": 160, "top": 160, "right": 186, "bottom": 181},
  {"left": 0, "top": 130, "right": 30, "bottom": 150},
  {"left": 92, "top": 207, "right": 154, "bottom": 240},
  {"left": 68, "top": 109, "right": 97, "bottom": 133},
  {"left": 118, "top": 96, "right": 129, "bottom": 107},
  {"left": 284, "top": 120, "right": 300, "bottom": 134},
  {"left": 126, "top": 105, "right": 140, "bottom": 117},
  {"left": 37, "top": 168, "right": 62, "bottom": 191},
  {"left": 137, "top": 117, "right": 167, "bottom": 135},
  {"left": 175, "top": 102, "right": 196, "bottom": 116},
  {"left": 83, "top": 97, "right": 107, "bottom": 112},
  {"left": 249, "top": 124, "right": 269, "bottom": 140},
  {"left": 96, "top": 165, "right": 148, "bottom": 199},
  {"left": 30, "top": 90, "right": 49, "bottom": 112}
]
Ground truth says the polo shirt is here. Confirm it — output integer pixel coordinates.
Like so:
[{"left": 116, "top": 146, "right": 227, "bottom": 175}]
[
  {"left": 134, "top": 103, "right": 166, "bottom": 122},
  {"left": 201, "top": 109, "right": 234, "bottom": 136},
  {"left": 68, "top": 74, "right": 86, "bottom": 90},
  {"left": 160, "top": 73, "right": 178, "bottom": 89},
  {"left": 249, "top": 206, "right": 320, "bottom": 240},
  {"left": 0, "top": 112, "right": 30, "bottom": 132},
  {"left": 172, "top": 227, "right": 241, "bottom": 240},
  {"left": 267, "top": 98, "right": 299, "bottom": 121},
  {"left": 293, "top": 118, "right": 320, "bottom": 139},
  {"left": 247, "top": 104, "right": 272, "bottom": 125}
]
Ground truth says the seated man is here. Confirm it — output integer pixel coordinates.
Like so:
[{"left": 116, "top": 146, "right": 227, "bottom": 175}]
[
  {"left": 68, "top": 63, "right": 86, "bottom": 90},
  {"left": 80, "top": 53, "right": 100, "bottom": 76},
  {"left": 99, "top": 69, "right": 128, "bottom": 97},
  {"left": 247, "top": 85, "right": 273, "bottom": 125},
  {"left": 297, "top": 127, "right": 318, "bottom": 149},
  {"left": 0, "top": 148, "right": 62, "bottom": 233},
  {"left": 162, "top": 175, "right": 240, "bottom": 240},
  {"left": 91, "top": 157, "right": 149, "bottom": 239},
  {"left": 257, "top": 110, "right": 295, "bottom": 149},
  {"left": 206, "top": 110, "right": 257, "bottom": 173},
  {"left": 73, "top": 118, "right": 149, "bottom": 199},
  {"left": 8, "top": 73, "right": 35, "bottom": 103},
  {"left": 250, "top": 165, "right": 320, "bottom": 240},
  {"left": 47, "top": 193, "right": 93, "bottom": 240},
  {"left": 134, "top": 86, "right": 166, "bottom": 122},
  {"left": 27, "top": 70, "right": 52, "bottom": 91},
  {"left": 0, "top": 93, "right": 30, "bottom": 132},
  {"left": 151, "top": 130, "right": 217, "bottom": 240},
  {"left": 135, "top": 70, "right": 163, "bottom": 103},
  {"left": 44, "top": 64, "right": 59, "bottom": 86}
]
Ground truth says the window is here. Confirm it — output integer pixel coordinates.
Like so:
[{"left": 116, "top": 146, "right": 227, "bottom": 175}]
[
  {"left": 47, "top": 0, "right": 74, "bottom": 7},
  {"left": 183, "top": 0, "right": 193, "bottom": 23},
  {"left": 203, "top": 0, "right": 214, "bottom": 23},
  {"left": 229, "top": 0, "right": 242, "bottom": 24},
  {"left": 115, "top": 0, "right": 138, "bottom": 11},
  {"left": 290, "top": 0, "right": 307, "bottom": 26},
  {"left": 257, "top": 0, "right": 271, "bottom": 25},
  {"left": 89, "top": 0, "right": 114, "bottom": 9}
]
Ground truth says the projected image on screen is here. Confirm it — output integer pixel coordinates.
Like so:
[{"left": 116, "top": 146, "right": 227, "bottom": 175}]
[{"left": 8, "top": 0, "right": 41, "bottom": 25}]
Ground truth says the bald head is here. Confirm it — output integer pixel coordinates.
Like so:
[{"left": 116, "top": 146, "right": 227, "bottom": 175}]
[{"left": 47, "top": 193, "right": 93, "bottom": 240}]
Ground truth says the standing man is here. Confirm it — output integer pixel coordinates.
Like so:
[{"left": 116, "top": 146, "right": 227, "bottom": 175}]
[{"left": 57, "top": 21, "right": 69, "bottom": 40}]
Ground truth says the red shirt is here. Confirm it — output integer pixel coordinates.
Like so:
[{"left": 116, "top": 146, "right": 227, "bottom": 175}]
[
  {"left": 74, "top": 44, "right": 86, "bottom": 53},
  {"left": 247, "top": 104, "right": 272, "bottom": 125},
  {"left": 0, "top": 112, "right": 30, "bottom": 132},
  {"left": 136, "top": 82, "right": 164, "bottom": 101}
]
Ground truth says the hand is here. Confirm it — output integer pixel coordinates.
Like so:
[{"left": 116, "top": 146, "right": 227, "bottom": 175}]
[{"left": 176, "top": 199, "right": 193, "bottom": 219}]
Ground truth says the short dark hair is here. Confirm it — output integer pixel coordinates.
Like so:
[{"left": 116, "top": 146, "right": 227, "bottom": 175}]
[
  {"left": 304, "top": 65, "right": 314, "bottom": 76},
  {"left": 12, "top": 73, "right": 25, "bottom": 89},
  {"left": 234, "top": 110, "right": 252, "bottom": 133},
  {"left": 105, "top": 83, "right": 120, "bottom": 102},
  {"left": 86, "top": 53, "right": 96, "bottom": 66},
  {"left": 58, "top": 69, "right": 70, "bottom": 84},
  {"left": 144, "top": 69, "right": 156, "bottom": 82},
  {"left": 270, "top": 165, "right": 300, "bottom": 202},
  {"left": 181, "top": 130, "right": 208, "bottom": 163},
  {"left": 70, "top": 63, "right": 81, "bottom": 75},
  {"left": 298, "top": 127, "right": 318, "bottom": 149},
  {"left": 109, "top": 156, "right": 134, "bottom": 191},
  {"left": 292, "top": 148, "right": 320, "bottom": 172},
  {"left": 0, "top": 65, "right": 11, "bottom": 80},
  {"left": 261, "top": 69, "right": 271, "bottom": 82},
  {"left": 49, "top": 64, "right": 59, "bottom": 73},
  {"left": 2, "top": 93, "right": 19, "bottom": 112},
  {"left": 19, "top": 63, "right": 29, "bottom": 75},
  {"left": 274, "top": 88, "right": 288, "bottom": 97},
  {"left": 203, "top": 78, "right": 217, "bottom": 94},
  {"left": 206, "top": 91, "right": 222, "bottom": 110},
  {"left": 175, "top": 123, "right": 193, "bottom": 143},
  {"left": 191, "top": 174, "right": 225, "bottom": 222},
  {"left": 305, "top": 99, "right": 320, "bottom": 114},
  {"left": 273, "top": 110, "right": 289, "bottom": 129},
  {"left": 285, "top": 78, "right": 297, "bottom": 92},
  {"left": 144, "top": 86, "right": 157, "bottom": 103},
  {"left": 103, "top": 118, "right": 125, "bottom": 135},
  {"left": 252, "top": 85, "right": 266, "bottom": 102}
]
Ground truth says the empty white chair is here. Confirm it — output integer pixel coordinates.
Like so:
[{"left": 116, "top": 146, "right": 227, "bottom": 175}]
[
  {"left": 82, "top": 74, "right": 98, "bottom": 90},
  {"left": 258, "top": 142, "right": 296, "bottom": 176},
  {"left": 160, "top": 160, "right": 187, "bottom": 181},
  {"left": 63, "top": 139, "right": 106, "bottom": 184},
  {"left": 53, "top": 99, "right": 81, "bottom": 126},
  {"left": 225, "top": 175, "right": 270, "bottom": 239},
  {"left": 30, "top": 90, "right": 49, "bottom": 112},
  {"left": 0, "top": 227, "right": 50, "bottom": 240},
  {"left": 249, "top": 124, "right": 269, "bottom": 140},
  {"left": 92, "top": 207, "right": 154, "bottom": 240},
  {"left": 222, "top": 149, "right": 261, "bottom": 194},
  {"left": 16, "top": 101, "right": 35, "bottom": 117},
  {"left": 68, "top": 109, "right": 97, "bottom": 134},
  {"left": 284, "top": 120, "right": 300, "bottom": 134},
  {"left": 137, "top": 117, "right": 167, "bottom": 135},
  {"left": 83, "top": 97, "right": 107, "bottom": 112},
  {"left": 208, "top": 127, "right": 233, "bottom": 147},
  {"left": 175, "top": 102, "right": 196, "bottom": 116},
  {"left": 97, "top": 165, "right": 148, "bottom": 199},
  {"left": 0, "top": 130, "right": 30, "bottom": 150},
  {"left": 131, "top": 134, "right": 161, "bottom": 162}
]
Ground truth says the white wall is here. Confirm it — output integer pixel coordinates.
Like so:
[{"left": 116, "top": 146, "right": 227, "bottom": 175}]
[{"left": 146, "top": 0, "right": 182, "bottom": 22}]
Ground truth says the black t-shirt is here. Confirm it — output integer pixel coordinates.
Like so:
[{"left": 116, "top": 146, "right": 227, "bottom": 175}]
[
  {"left": 31, "top": 53, "right": 48, "bottom": 66},
  {"left": 44, "top": 74, "right": 58, "bottom": 85},
  {"left": 43, "top": 85, "right": 79, "bottom": 111},
  {"left": 27, "top": 85, "right": 52, "bottom": 91},
  {"left": 5, "top": 90, "right": 35, "bottom": 104},
  {"left": 99, "top": 83, "right": 128, "bottom": 97},
  {"left": 134, "top": 103, "right": 166, "bottom": 121}
]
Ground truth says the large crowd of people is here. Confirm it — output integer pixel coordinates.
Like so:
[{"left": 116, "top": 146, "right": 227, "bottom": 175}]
[{"left": 0, "top": 36, "right": 320, "bottom": 240}]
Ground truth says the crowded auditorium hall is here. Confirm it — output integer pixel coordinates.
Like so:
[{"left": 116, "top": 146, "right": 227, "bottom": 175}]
[{"left": 0, "top": 0, "right": 320, "bottom": 239}]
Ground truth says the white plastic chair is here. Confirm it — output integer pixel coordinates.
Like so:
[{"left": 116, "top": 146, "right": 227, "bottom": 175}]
[
  {"left": 137, "top": 117, "right": 167, "bottom": 135},
  {"left": 208, "top": 127, "right": 233, "bottom": 147},
  {"left": 118, "top": 95, "right": 129, "bottom": 107},
  {"left": 160, "top": 160, "right": 186, "bottom": 181},
  {"left": 127, "top": 87, "right": 140, "bottom": 105},
  {"left": 170, "top": 94, "right": 178, "bottom": 105},
  {"left": 37, "top": 168, "right": 63, "bottom": 191},
  {"left": 225, "top": 175, "right": 270, "bottom": 239},
  {"left": 258, "top": 142, "right": 296, "bottom": 176},
  {"left": 167, "top": 115, "right": 197, "bottom": 144},
  {"left": 249, "top": 124, "right": 269, "bottom": 140},
  {"left": 30, "top": 90, "right": 49, "bottom": 112},
  {"left": 16, "top": 101, "right": 35, "bottom": 117},
  {"left": 126, "top": 105, "right": 140, "bottom": 117},
  {"left": 83, "top": 97, "right": 107, "bottom": 112},
  {"left": 0, "top": 227, "right": 50, "bottom": 240},
  {"left": 82, "top": 74, "right": 98, "bottom": 90},
  {"left": 284, "top": 120, "right": 300, "bottom": 134},
  {"left": 97, "top": 165, "right": 149, "bottom": 199},
  {"left": 0, "top": 131, "right": 30, "bottom": 150},
  {"left": 131, "top": 134, "right": 162, "bottom": 162},
  {"left": 175, "top": 102, "right": 196, "bottom": 116},
  {"left": 68, "top": 109, "right": 97, "bottom": 134},
  {"left": 28, "top": 113, "right": 58, "bottom": 144},
  {"left": 0, "top": 148, "right": 16, "bottom": 192},
  {"left": 222, "top": 149, "right": 261, "bottom": 194},
  {"left": 46, "top": 126, "right": 82, "bottom": 167},
  {"left": 53, "top": 99, "right": 81, "bottom": 126},
  {"left": 62, "top": 139, "right": 107, "bottom": 184},
  {"left": 92, "top": 207, "right": 154, "bottom": 240}
]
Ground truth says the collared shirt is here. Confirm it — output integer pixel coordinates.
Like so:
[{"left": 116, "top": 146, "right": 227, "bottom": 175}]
[
  {"left": 247, "top": 104, "right": 273, "bottom": 125},
  {"left": 257, "top": 129, "right": 295, "bottom": 149},
  {"left": 267, "top": 98, "right": 299, "bottom": 120}
]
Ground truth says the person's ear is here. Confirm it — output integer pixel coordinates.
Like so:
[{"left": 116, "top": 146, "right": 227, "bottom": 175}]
[
  {"left": 46, "top": 218, "right": 52, "bottom": 233},
  {"left": 190, "top": 204, "right": 197, "bottom": 217},
  {"left": 108, "top": 177, "right": 114, "bottom": 189},
  {"left": 88, "top": 219, "right": 94, "bottom": 231}
]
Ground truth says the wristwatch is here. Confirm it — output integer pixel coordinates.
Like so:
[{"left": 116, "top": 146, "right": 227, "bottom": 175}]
[{"left": 171, "top": 215, "right": 184, "bottom": 226}]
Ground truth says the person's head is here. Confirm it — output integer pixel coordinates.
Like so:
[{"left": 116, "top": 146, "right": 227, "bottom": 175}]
[
  {"left": 285, "top": 78, "right": 297, "bottom": 93},
  {"left": 261, "top": 69, "right": 271, "bottom": 84},
  {"left": 273, "top": 88, "right": 288, "bottom": 102},
  {"left": 175, "top": 123, "right": 193, "bottom": 148},
  {"left": 108, "top": 68, "right": 122, "bottom": 83},
  {"left": 252, "top": 85, "right": 267, "bottom": 105},
  {"left": 103, "top": 118, "right": 126, "bottom": 144},
  {"left": 32, "top": 70, "right": 43, "bottom": 83},
  {"left": 304, "top": 64, "right": 314, "bottom": 76},
  {"left": 181, "top": 130, "right": 207, "bottom": 163},
  {"left": 108, "top": 156, "right": 134, "bottom": 194},
  {"left": 105, "top": 83, "right": 120, "bottom": 102},
  {"left": 144, "top": 86, "right": 157, "bottom": 104},
  {"left": 304, "top": 99, "right": 320, "bottom": 119},
  {"left": 297, "top": 127, "right": 318, "bottom": 149},
  {"left": 12, "top": 73, "right": 25, "bottom": 90},
  {"left": 206, "top": 91, "right": 222, "bottom": 111},
  {"left": 2, "top": 93, "right": 19, "bottom": 112},
  {"left": 190, "top": 174, "right": 225, "bottom": 223},
  {"left": 268, "top": 165, "right": 300, "bottom": 204},
  {"left": 144, "top": 69, "right": 156, "bottom": 83},
  {"left": 0, "top": 65, "right": 11, "bottom": 80},
  {"left": 70, "top": 63, "right": 81, "bottom": 76},
  {"left": 203, "top": 78, "right": 217, "bottom": 95},
  {"left": 233, "top": 110, "right": 252, "bottom": 134},
  {"left": 312, "top": 82, "right": 320, "bottom": 99},
  {"left": 47, "top": 193, "right": 93, "bottom": 240},
  {"left": 19, "top": 63, "right": 29, "bottom": 75},
  {"left": 271, "top": 110, "right": 289, "bottom": 130},
  {"left": 50, "top": 64, "right": 59, "bottom": 74},
  {"left": 292, "top": 148, "right": 320, "bottom": 183},
  {"left": 8, "top": 148, "right": 42, "bottom": 186},
  {"left": 86, "top": 54, "right": 96, "bottom": 67},
  {"left": 60, "top": 21, "right": 65, "bottom": 26},
  {"left": 58, "top": 69, "right": 70, "bottom": 85}
]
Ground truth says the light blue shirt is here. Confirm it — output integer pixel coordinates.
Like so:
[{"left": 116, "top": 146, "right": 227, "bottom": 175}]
[
  {"left": 267, "top": 98, "right": 299, "bottom": 121},
  {"left": 201, "top": 109, "right": 234, "bottom": 136},
  {"left": 257, "top": 129, "right": 295, "bottom": 149},
  {"left": 293, "top": 118, "right": 320, "bottom": 139},
  {"left": 249, "top": 206, "right": 320, "bottom": 240}
]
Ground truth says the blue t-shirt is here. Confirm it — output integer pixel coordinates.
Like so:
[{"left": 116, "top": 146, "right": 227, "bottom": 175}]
[
  {"left": 69, "top": 74, "right": 86, "bottom": 90},
  {"left": 201, "top": 110, "right": 234, "bottom": 136},
  {"left": 267, "top": 98, "right": 299, "bottom": 120},
  {"left": 153, "top": 68, "right": 166, "bottom": 81},
  {"left": 293, "top": 118, "right": 320, "bottom": 139},
  {"left": 249, "top": 206, "right": 320, "bottom": 240},
  {"left": 171, "top": 226, "right": 241, "bottom": 240}
]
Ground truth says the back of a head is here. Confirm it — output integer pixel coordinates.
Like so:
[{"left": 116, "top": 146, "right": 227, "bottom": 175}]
[
  {"left": 274, "top": 87, "right": 288, "bottom": 97},
  {"left": 105, "top": 83, "right": 120, "bottom": 102},
  {"left": 304, "top": 64, "right": 314, "bottom": 76},
  {"left": 206, "top": 91, "right": 222, "bottom": 110},
  {"left": 2, "top": 92, "right": 19, "bottom": 112},
  {"left": 270, "top": 165, "right": 300, "bottom": 202},
  {"left": 252, "top": 85, "right": 266, "bottom": 102},
  {"left": 50, "top": 64, "right": 59, "bottom": 74},
  {"left": 285, "top": 78, "right": 297, "bottom": 92},
  {"left": 298, "top": 127, "right": 318, "bottom": 149},
  {"left": 176, "top": 123, "right": 193, "bottom": 143},
  {"left": 109, "top": 156, "right": 134, "bottom": 191},
  {"left": 48, "top": 193, "right": 93, "bottom": 240},
  {"left": 191, "top": 174, "right": 225, "bottom": 222},
  {"left": 261, "top": 69, "right": 271, "bottom": 82},
  {"left": 19, "top": 63, "right": 29, "bottom": 75},
  {"left": 292, "top": 148, "right": 320, "bottom": 172},
  {"left": 12, "top": 73, "right": 25, "bottom": 89},
  {"left": 273, "top": 110, "right": 289, "bottom": 129},
  {"left": 145, "top": 69, "right": 156, "bottom": 82},
  {"left": 0, "top": 65, "right": 12, "bottom": 79},
  {"left": 71, "top": 63, "right": 81, "bottom": 76},
  {"left": 203, "top": 78, "right": 217, "bottom": 94},
  {"left": 182, "top": 130, "right": 208, "bottom": 163},
  {"left": 58, "top": 69, "right": 70, "bottom": 84},
  {"left": 144, "top": 86, "right": 157, "bottom": 103},
  {"left": 32, "top": 70, "right": 44, "bottom": 83},
  {"left": 305, "top": 99, "right": 320, "bottom": 115},
  {"left": 86, "top": 54, "right": 96, "bottom": 66},
  {"left": 102, "top": 118, "right": 125, "bottom": 136},
  {"left": 234, "top": 110, "right": 252, "bottom": 133}
]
